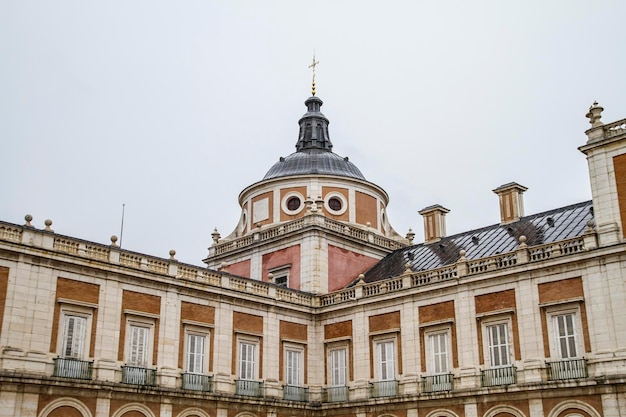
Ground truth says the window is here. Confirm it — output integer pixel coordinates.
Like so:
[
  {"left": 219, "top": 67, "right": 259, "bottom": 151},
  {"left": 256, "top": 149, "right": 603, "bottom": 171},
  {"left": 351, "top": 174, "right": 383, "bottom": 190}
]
[
  {"left": 61, "top": 315, "right": 87, "bottom": 358},
  {"left": 486, "top": 323, "right": 511, "bottom": 367},
  {"left": 375, "top": 340, "right": 395, "bottom": 381},
  {"left": 270, "top": 265, "right": 291, "bottom": 288},
  {"left": 186, "top": 333, "right": 206, "bottom": 374},
  {"left": 427, "top": 331, "right": 450, "bottom": 374},
  {"left": 128, "top": 324, "right": 150, "bottom": 366},
  {"left": 285, "top": 348, "right": 303, "bottom": 386},
  {"left": 330, "top": 347, "right": 347, "bottom": 386},
  {"left": 239, "top": 340, "right": 258, "bottom": 380},
  {"left": 328, "top": 197, "right": 342, "bottom": 212},
  {"left": 553, "top": 313, "right": 579, "bottom": 359},
  {"left": 287, "top": 197, "right": 301, "bottom": 211},
  {"left": 324, "top": 192, "right": 348, "bottom": 215},
  {"left": 282, "top": 192, "right": 305, "bottom": 215}
]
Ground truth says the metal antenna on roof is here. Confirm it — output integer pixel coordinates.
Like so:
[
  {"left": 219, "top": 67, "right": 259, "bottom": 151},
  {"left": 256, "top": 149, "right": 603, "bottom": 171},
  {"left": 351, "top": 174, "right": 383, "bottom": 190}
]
[
  {"left": 119, "top": 203, "right": 125, "bottom": 248},
  {"left": 309, "top": 52, "right": 319, "bottom": 96}
]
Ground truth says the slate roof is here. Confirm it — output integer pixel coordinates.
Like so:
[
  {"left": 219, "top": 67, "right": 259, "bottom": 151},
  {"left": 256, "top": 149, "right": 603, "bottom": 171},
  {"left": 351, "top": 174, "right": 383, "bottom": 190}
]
[
  {"left": 263, "top": 149, "right": 366, "bottom": 180},
  {"left": 362, "top": 200, "right": 594, "bottom": 283}
]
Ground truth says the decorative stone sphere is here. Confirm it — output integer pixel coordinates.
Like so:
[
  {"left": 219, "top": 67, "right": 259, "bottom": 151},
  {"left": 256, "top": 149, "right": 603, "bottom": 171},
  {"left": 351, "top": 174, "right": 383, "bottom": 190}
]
[
  {"left": 169, "top": 249, "right": 176, "bottom": 257},
  {"left": 519, "top": 235, "right": 527, "bottom": 244},
  {"left": 25, "top": 214, "right": 33, "bottom": 222},
  {"left": 111, "top": 235, "right": 118, "bottom": 243},
  {"left": 44, "top": 219, "right": 52, "bottom": 227},
  {"left": 459, "top": 250, "right": 466, "bottom": 257}
]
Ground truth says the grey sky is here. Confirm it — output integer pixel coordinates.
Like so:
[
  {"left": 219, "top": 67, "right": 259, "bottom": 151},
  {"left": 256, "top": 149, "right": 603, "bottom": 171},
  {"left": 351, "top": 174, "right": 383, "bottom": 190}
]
[{"left": 1, "top": 1, "right": 625, "bottom": 266}]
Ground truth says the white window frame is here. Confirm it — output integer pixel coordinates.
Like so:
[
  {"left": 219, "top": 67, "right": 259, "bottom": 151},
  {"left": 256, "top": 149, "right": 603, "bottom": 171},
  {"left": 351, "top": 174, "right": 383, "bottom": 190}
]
[
  {"left": 374, "top": 337, "right": 396, "bottom": 381},
  {"left": 546, "top": 305, "right": 584, "bottom": 360},
  {"left": 237, "top": 336, "right": 260, "bottom": 381},
  {"left": 58, "top": 305, "right": 92, "bottom": 360},
  {"left": 269, "top": 265, "right": 291, "bottom": 288},
  {"left": 284, "top": 342, "right": 305, "bottom": 386},
  {"left": 481, "top": 317, "right": 513, "bottom": 368},
  {"left": 424, "top": 326, "right": 452, "bottom": 375},
  {"left": 125, "top": 317, "right": 155, "bottom": 367},
  {"left": 184, "top": 326, "right": 210, "bottom": 374},
  {"left": 328, "top": 344, "right": 349, "bottom": 387}
]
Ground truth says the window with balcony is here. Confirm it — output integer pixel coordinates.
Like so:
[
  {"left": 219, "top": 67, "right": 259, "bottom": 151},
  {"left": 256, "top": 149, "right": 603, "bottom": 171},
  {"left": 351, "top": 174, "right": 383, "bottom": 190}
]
[
  {"left": 53, "top": 307, "right": 93, "bottom": 380},
  {"left": 122, "top": 318, "right": 155, "bottom": 385},
  {"left": 236, "top": 337, "right": 263, "bottom": 397},
  {"left": 546, "top": 308, "right": 587, "bottom": 380},
  {"left": 371, "top": 339, "right": 398, "bottom": 397},
  {"left": 422, "top": 328, "right": 453, "bottom": 393},
  {"left": 481, "top": 319, "right": 516, "bottom": 386},
  {"left": 324, "top": 346, "right": 349, "bottom": 402},
  {"left": 283, "top": 345, "right": 307, "bottom": 402},
  {"left": 182, "top": 328, "right": 213, "bottom": 391}
]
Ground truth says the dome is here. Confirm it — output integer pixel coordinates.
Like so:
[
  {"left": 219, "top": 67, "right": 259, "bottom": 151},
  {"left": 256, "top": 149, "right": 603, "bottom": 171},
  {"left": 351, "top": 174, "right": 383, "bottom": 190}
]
[
  {"left": 263, "top": 149, "right": 366, "bottom": 180},
  {"left": 262, "top": 95, "right": 366, "bottom": 181}
]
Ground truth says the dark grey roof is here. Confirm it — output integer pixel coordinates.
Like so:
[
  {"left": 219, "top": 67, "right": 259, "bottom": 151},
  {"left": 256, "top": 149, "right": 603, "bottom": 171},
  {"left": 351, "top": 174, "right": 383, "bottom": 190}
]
[
  {"left": 362, "top": 200, "right": 594, "bottom": 283},
  {"left": 263, "top": 95, "right": 366, "bottom": 181},
  {"left": 263, "top": 149, "right": 366, "bottom": 180}
]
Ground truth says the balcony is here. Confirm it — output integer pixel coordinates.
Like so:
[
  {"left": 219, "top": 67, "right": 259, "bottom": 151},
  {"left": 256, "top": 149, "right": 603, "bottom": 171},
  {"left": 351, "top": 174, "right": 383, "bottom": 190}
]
[
  {"left": 369, "top": 380, "right": 399, "bottom": 398},
  {"left": 53, "top": 357, "right": 93, "bottom": 380},
  {"left": 283, "top": 385, "right": 309, "bottom": 402},
  {"left": 235, "top": 379, "right": 264, "bottom": 397},
  {"left": 182, "top": 373, "right": 213, "bottom": 392},
  {"left": 322, "top": 386, "right": 349, "bottom": 402},
  {"left": 121, "top": 365, "right": 156, "bottom": 386},
  {"left": 547, "top": 358, "right": 588, "bottom": 381},
  {"left": 422, "top": 374, "right": 453, "bottom": 393},
  {"left": 481, "top": 366, "right": 517, "bottom": 387}
]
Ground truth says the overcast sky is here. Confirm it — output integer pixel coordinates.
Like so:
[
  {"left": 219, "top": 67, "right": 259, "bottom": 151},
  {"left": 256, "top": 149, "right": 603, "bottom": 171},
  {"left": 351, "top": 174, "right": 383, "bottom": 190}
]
[{"left": 1, "top": 1, "right": 625, "bottom": 266}]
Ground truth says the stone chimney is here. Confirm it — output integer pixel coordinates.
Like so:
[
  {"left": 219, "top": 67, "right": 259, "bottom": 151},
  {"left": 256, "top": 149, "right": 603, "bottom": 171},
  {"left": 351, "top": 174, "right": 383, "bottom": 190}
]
[
  {"left": 493, "top": 182, "right": 527, "bottom": 224},
  {"left": 418, "top": 204, "right": 450, "bottom": 243}
]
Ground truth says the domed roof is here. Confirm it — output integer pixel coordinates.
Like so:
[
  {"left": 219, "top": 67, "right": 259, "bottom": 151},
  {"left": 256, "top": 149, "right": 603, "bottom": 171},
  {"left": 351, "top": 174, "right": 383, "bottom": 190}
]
[
  {"left": 263, "top": 95, "right": 366, "bottom": 181},
  {"left": 263, "top": 149, "right": 365, "bottom": 180}
]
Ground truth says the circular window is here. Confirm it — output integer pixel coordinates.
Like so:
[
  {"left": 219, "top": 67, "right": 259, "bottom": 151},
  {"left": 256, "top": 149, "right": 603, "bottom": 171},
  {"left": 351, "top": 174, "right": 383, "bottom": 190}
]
[
  {"left": 287, "top": 196, "right": 301, "bottom": 211},
  {"left": 328, "top": 197, "right": 342, "bottom": 212}
]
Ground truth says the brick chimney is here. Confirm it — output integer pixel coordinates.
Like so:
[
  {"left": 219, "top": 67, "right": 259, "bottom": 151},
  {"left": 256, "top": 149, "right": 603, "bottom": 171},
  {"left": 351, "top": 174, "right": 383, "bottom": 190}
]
[
  {"left": 418, "top": 204, "right": 450, "bottom": 243},
  {"left": 493, "top": 182, "right": 527, "bottom": 224}
]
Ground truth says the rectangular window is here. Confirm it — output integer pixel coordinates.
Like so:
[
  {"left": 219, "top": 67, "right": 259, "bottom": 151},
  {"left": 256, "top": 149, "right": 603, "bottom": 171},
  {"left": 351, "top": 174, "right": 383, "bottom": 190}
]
[
  {"left": 376, "top": 340, "right": 395, "bottom": 381},
  {"left": 553, "top": 313, "right": 578, "bottom": 359},
  {"left": 428, "top": 332, "right": 449, "bottom": 374},
  {"left": 239, "top": 341, "right": 257, "bottom": 380},
  {"left": 285, "top": 349, "right": 301, "bottom": 386},
  {"left": 128, "top": 325, "right": 149, "bottom": 366},
  {"left": 487, "top": 323, "right": 511, "bottom": 367},
  {"left": 330, "top": 348, "right": 347, "bottom": 386},
  {"left": 186, "top": 333, "right": 206, "bottom": 374},
  {"left": 62, "top": 315, "right": 86, "bottom": 359}
]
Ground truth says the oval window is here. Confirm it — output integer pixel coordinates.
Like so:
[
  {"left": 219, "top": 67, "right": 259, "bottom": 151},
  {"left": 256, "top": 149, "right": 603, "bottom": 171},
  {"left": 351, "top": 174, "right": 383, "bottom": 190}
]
[
  {"left": 287, "top": 196, "right": 301, "bottom": 211},
  {"left": 328, "top": 197, "right": 342, "bottom": 212}
]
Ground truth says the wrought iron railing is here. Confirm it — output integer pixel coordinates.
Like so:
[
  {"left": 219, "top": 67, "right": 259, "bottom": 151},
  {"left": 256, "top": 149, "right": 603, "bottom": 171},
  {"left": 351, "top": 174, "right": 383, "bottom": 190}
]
[
  {"left": 547, "top": 358, "right": 588, "bottom": 381},
  {"left": 121, "top": 365, "right": 156, "bottom": 385},
  {"left": 53, "top": 357, "right": 93, "bottom": 380},
  {"left": 182, "top": 373, "right": 213, "bottom": 392},
  {"left": 322, "top": 386, "right": 349, "bottom": 402},
  {"left": 369, "top": 380, "right": 399, "bottom": 397},
  {"left": 283, "top": 385, "right": 309, "bottom": 402},
  {"left": 481, "top": 366, "right": 516, "bottom": 387},
  {"left": 235, "top": 379, "right": 264, "bottom": 397},
  {"left": 422, "top": 373, "right": 454, "bottom": 393}
]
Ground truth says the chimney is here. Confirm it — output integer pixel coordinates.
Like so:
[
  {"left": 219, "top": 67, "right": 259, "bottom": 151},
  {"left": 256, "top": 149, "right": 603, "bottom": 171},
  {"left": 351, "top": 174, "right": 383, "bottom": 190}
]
[
  {"left": 493, "top": 182, "right": 527, "bottom": 224},
  {"left": 418, "top": 204, "right": 450, "bottom": 243}
]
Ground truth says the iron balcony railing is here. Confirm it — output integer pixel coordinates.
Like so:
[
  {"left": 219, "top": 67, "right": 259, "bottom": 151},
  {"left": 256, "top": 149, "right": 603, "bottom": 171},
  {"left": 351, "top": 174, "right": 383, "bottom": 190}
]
[
  {"left": 283, "top": 385, "right": 309, "bottom": 402},
  {"left": 121, "top": 365, "right": 156, "bottom": 386},
  {"left": 53, "top": 357, "right": 93, "bottom": 380},
  {"left": 369, "top": 380, "right": 399, "bottom": 397},
  {"left": 481, "top": 366, "right": 517, "bottom": 387},
  {"left": 182, "top": 373, "right": 214, "bottom": 392},
  {"left": 422, "top": 373, "right": 454, "bottom": 393},
  {"left": 322, "top": 386, "right": 349, "bottom": 402},
  {"left": 547, "top": 358, "right": 588, "bottom": 381},
  {"left": 235, "top": 379, "right": 264, "bottom": 397}
]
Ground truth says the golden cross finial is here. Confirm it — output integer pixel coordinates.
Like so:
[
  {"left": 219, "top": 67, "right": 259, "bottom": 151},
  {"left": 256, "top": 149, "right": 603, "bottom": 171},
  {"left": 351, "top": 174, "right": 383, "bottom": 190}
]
[{"left": 309, "top": 53, "right": 319, "bottom": 96}]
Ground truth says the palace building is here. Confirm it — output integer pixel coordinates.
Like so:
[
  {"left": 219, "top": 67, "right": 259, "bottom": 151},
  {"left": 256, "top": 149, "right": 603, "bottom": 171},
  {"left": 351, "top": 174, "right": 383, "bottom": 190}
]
[{"left": 1, "top": 87, "right": 626, "bottom": 417}]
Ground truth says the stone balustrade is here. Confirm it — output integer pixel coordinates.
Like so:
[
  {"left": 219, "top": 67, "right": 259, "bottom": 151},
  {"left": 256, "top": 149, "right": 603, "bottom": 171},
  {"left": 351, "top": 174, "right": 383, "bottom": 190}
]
[{"left": 0, "top": 218, "right": 597, "bottom": 310}]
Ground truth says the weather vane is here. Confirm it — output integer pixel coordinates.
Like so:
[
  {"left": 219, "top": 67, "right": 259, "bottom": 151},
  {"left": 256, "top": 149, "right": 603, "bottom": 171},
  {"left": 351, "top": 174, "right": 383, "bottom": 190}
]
[{"left": 309, "top": 53, "right": 319, "bottom": 96}]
